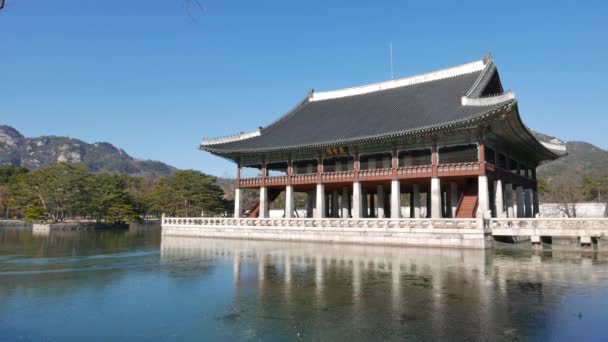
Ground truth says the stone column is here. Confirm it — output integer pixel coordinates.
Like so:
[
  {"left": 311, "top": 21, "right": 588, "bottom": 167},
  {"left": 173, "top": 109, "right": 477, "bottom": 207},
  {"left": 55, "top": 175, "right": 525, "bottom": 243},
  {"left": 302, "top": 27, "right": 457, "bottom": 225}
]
[
  {"left": 430, "top": 177, "right": 442, "bottom": 218},
  {"left": 352, "top": 181, "right": 362, "bottom": 218},
  {"left": 315, "top": 183, "right": 326, "bottom": 218},
  {"left": 477, "top": 175, "right": 490, "bottom": 217},
  {"left": 342, "top": 187, "right": 350, "bottom": 218},
  {"left": 533, "top": 190, "right": 540, "bottom": 217},
  {"left": 524, "top": 188, "right": 533, "bottom": 218},
  {"left": 377, "top": 185, "right": 386, "bottom": 218},
  {"left": 234, "top": 188, "right": 241, "bottom": 218},
  {"left": 412, "top": 183, "right": 421, "bottom": 218},
  {"left": 504, "top": 183, "right": 514, "bottom": 218},
  {"left": 494, "top": 179, "right": 504, "bottom": 218},
  {"left": 306, "top": 191, "right": 314, "bottom": 218},
  {"left": 390, "top": 180, "right": 401, "bottom": 219},
  {"left": 332, "top": 189, "right": 339, "bottom": 218},
  {"left": 369, "top": 192, "right": 375, "bottom": 218},
  {"left": 285, "top": 185, "right": 294, "bottom": 218},
  {"left": 516, "top": 186, "right": 524, "bottom": 218},
  {"left": 450, "top": 182, "right": 458, "bottom": 218},
  {"left": 259, "top": 186, "right": 269, "bottom": 218},
  {"left": 362, "top": 189, "right": 368, "bottom": 218},
  {"left": 426, "top": 190, "right": 431, "bottom": 218}
]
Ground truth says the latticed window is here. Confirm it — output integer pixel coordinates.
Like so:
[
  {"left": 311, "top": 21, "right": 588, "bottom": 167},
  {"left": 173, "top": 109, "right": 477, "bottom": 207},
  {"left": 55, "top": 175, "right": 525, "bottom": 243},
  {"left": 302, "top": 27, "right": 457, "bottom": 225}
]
[
  {"left": 399, "top": 149, "right": 432, "bottom": 167},
  {"left": 484, "top": 146, "right": 496, "bottom": 165},
  {"left": 438, "top": 145, "right": 478, "bottom": 164},
  {"left": 497, "top": 153, "right": 507, "bottom": 168}
]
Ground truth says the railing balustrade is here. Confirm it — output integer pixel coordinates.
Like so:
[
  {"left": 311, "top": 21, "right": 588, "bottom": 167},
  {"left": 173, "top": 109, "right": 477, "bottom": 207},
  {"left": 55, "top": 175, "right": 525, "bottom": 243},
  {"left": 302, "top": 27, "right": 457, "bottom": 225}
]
[{"left": 162, "top": 216, "right": 483, "bottom": 230}]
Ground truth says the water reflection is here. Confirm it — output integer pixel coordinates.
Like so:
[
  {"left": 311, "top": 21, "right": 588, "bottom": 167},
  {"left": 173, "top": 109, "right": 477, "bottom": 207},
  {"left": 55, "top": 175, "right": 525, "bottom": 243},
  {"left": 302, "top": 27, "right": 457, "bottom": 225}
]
[
  {"left": 2, "top": 224, "right": 607, "bottom": 341},
  {"left": 161, "top": 237, "right": 608, "bottom": 340}
]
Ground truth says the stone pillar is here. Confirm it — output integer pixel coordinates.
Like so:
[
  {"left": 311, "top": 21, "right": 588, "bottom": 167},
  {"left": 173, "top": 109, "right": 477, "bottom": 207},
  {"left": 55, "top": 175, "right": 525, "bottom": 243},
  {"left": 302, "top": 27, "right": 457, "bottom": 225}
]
[
  {"left": 533, "top": 190, "right": 540, "bottom": 217},
  {"left": 477, "top": 175, "right": 490, "bottom": 217},
  {"left": 259, "top": 186, "right": 268, "bottom": 218},
  {"left": 430, "top": 177, "right": 442, "bottom": 218},
  {"left": 306, "top": 191, "right": 314, "bottom": 218},
  {"left": 369, "top": 192, "right": 375, "bottom": 218},
  {"left": 524, "top": 188, "right": 533, "bottom": 218},
  {"left": 362, "top": 188, "right": 368, "bottom": 218},
  {"left": 315, "top": 183, "right": 325, "bottom": 218},
  {"left": 234, "top": 188, "right": 241, "bottom": 218},
  {"left": 504, "top": 183, "right": 514, "bottom": 218},
  {"left": 450, "top": 182, "right": 458, "bottom": 218},
  {"left": 285, "top": 185, "right": 294, "bottom": 218},
  {"left": 332, "top": 189, "right": 339, "bottom": 218},
  {"left": 352, "top": 181, "right": 362, "bottom": 218},
  {"left": 494, "top": 179, "right": 504, "bottom": 218},
  {"left": 516, "top": 186, "right": 524, "bottom": 218},
  {"left": 342, "top": 187, "right": 350, "bottom": 218},
  {"left": 426, "top": 190, "right": 431, "bottom": 218},
  {"left": 412, "top": 183, "right": 421, "bottom": 218},
  {"left": 377, "top": 185, "right": 386, "bottom": 218},
  {"left": 390, "top": 180, "right": 401, "bottom": 219}
]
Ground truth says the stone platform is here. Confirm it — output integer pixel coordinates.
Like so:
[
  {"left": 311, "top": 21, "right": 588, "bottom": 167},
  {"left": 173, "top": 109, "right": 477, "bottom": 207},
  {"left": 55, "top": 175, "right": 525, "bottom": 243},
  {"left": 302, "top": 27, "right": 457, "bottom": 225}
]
[{"left": 161, "top": 217, "right": 494, "bottom": 249}]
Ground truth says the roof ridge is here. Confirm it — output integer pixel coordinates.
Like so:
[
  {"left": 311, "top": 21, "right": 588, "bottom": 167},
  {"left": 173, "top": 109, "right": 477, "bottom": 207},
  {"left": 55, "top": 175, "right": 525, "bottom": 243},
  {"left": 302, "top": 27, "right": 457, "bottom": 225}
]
[{"left": 309, "top": 58, "right": 486, "bottom": 102}]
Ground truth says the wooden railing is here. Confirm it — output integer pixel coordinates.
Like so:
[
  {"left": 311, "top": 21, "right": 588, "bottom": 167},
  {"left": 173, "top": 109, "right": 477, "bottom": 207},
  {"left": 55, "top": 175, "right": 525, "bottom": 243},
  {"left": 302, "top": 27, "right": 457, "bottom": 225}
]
[
  {"left": 321, "top": 170, "right": 355, "bottom": 183},
  {"left": 359, "top": 168, "right": 392, "bottom": 179},
  {"left": 438, "top": 162, "right": 480, "bottom": 176},
  {"left": 396, "top": 165, "right": 433, "bottom": 178},
  {"left": 239, "top": 162, "right": 486, "bottom": 188}
]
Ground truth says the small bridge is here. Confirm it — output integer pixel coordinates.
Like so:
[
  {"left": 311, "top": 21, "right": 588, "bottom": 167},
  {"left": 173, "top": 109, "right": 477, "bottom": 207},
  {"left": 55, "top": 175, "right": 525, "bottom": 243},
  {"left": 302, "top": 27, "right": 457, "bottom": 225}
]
[{"left": 489, "top": 218, "right": 608, "bottom": 249}]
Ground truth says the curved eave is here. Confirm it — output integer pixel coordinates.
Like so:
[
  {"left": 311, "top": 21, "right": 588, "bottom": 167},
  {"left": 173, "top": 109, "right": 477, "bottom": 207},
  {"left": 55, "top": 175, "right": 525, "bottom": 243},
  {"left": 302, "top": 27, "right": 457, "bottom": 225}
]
[
  {"left": 500, "top": 103, "right": 565, "bottom": 163},
  {"left": 201, "top": 101, "right": 516, "bottom": 159}
]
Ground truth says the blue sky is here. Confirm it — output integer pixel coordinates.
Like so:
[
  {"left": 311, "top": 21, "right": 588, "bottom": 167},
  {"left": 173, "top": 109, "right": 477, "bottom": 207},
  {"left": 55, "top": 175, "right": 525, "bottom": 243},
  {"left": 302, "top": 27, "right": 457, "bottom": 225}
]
[{"left": 1, "top": 0, "right": 606, "bottom": 177}]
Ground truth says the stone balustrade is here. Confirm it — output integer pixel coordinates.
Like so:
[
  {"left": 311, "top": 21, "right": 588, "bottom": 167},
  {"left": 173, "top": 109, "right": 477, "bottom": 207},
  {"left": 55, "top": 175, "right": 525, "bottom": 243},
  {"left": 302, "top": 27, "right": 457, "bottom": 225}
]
[
  {"left": 162, "top": 217, "right": 484, "bottom": 230},
  {"left": 490, "top": 218, "right": 608, "bottom": 237},
  {"left": 161, "top": 216, "right": 491, "bottom": 248}
]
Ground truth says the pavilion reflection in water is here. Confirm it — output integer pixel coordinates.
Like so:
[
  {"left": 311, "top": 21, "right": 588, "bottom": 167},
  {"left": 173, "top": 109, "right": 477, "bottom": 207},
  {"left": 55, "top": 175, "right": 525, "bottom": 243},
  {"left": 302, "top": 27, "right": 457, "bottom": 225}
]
[{"left": 159, "top": 237, "right": 608, "bottom": 339}]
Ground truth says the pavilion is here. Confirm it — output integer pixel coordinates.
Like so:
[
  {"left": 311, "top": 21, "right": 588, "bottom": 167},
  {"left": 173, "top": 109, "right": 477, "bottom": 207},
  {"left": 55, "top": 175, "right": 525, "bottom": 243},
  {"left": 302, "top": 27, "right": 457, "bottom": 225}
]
[{"left": 201, "top": 54, "right": 566, "bottom": 220}]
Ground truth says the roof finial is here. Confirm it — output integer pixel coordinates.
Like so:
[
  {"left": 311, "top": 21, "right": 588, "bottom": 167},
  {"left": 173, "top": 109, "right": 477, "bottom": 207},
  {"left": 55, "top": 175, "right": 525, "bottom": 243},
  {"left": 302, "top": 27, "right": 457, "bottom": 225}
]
[{"left": 484, "top": 52, "right": 493, "bottom": 65}]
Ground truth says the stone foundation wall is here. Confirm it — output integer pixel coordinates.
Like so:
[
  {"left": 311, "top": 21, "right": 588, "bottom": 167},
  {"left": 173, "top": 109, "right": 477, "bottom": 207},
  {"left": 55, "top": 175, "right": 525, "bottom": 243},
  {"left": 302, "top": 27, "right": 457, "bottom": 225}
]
[{"left": 161, "top": 217, "right": 493, "bottom": 249}]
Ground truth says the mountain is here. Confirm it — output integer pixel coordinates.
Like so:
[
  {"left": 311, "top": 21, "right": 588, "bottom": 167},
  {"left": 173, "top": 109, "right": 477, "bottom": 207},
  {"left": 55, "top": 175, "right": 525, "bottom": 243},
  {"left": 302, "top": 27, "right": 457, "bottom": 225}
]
[
  {"left": 2, "top": 124, "right": 606, "bottom": 181},
  {"left": 0, "top": 125, "right": 177, "bottom": 178},
  {"left": 537, "top": 140, "right": 608, "bottom": 179}
]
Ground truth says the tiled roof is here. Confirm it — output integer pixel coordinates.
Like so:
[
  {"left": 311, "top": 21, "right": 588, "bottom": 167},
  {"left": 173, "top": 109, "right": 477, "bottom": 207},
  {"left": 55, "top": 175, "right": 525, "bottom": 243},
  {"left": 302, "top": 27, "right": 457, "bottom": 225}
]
[{"left": 202, "top": 56, "right": 513, "bottom": 154}]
